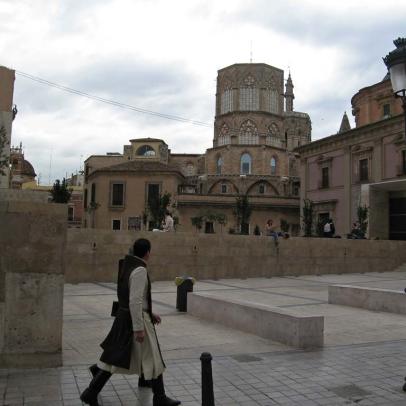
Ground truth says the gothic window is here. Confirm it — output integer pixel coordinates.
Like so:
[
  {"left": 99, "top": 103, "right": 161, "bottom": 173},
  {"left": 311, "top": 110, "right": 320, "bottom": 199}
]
[
  {"left": 136, "top": 145, "right": 156, "bottom": 156},
  {"left": 185, "top": 163, "right": 194, "bottom": 176},
  {"left": 266, "top": 123, "right": 280, "bottom": 145},
  {"left": 216, "top": 157, "right": 223, "bottom": 175},
  {"left": 221, "top": 88, "right": 234, "bottom": 114},
  {"left": 239, "top": 120, "right": 258, "bottom": 145},
  {"left": 218, "top": 123, "right": 230, "bottom": 146},
  {"left": 240, "top": 153, "right": 252, "bottom": 175},
  {"left": 270, "top": 157, "right": 277, "bottom": 175},
  {"left": 240, "top": 88, "right": 259, "bottom": 111},
  {"left": 264, "top": 89, "right": 279, "bottom": 113},
  {"left": 239, "top": 74, "right": 259, "bottom": 111}
]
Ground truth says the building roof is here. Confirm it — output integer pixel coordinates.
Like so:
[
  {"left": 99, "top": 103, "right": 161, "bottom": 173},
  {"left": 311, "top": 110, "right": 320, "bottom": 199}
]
[
  {"left": 338, "top": 112, "right": 351, "bottom": 133},
  {"left": 218, "top": 62, "right": 284, "bottom": 74},
  {"left": 129, "top": 138, "right": 167, "bottom": 143},
  {"left": 21, "top": 159, "right": 36, "bottom": 177},
  {"left": 295, "top": 114, "right": 403, "bottom": 155},
  {"left": 90, "top": 159, "right": 185, "bottom": 177}
]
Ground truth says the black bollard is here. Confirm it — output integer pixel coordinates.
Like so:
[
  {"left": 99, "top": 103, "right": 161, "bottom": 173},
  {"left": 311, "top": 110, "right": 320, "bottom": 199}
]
[{"left": 200, "top": 352, "right": 215, "bottom": 406}]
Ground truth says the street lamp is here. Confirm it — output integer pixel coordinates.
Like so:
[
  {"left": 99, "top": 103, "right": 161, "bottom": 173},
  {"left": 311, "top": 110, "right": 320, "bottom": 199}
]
[{"left": 383, "top": 37, "right": 406, "bottom": 140}]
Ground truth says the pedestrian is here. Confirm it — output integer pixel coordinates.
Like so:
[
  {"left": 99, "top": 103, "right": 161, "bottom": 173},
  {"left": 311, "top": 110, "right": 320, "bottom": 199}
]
[
  {"left": 162, "top": 211, "right": 174, "bottom": 232},
  {"left": 80, "top": 238, "right": 180, "bottom": 406},
  {"left": 323, "top": 220, "right": 332, "bottom": 237}
]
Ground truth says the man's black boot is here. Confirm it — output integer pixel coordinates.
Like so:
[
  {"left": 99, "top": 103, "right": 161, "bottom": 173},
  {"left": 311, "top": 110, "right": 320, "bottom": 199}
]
[
  {"left": 89, "top": 364, "right": 100, "bottom": 378},
  {"left": 152, "top": 374, "right": 181, "bottom": 406},
  {"left": 138, "top": 374, "right": 152, "bottom": 388},
  {"left": 80, "top": 370, "right": 112, "bottom": 406}
]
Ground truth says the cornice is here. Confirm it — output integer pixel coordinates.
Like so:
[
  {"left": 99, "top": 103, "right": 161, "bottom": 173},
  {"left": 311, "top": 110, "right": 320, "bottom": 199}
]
[{"left": 295, "top": 115, "right": 403, "bottom": 157}]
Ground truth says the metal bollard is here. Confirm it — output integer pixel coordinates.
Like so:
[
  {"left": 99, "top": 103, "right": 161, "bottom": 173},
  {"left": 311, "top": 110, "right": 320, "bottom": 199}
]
[{"left": 200, "top": 352, "right": 215, "bottom": 406}]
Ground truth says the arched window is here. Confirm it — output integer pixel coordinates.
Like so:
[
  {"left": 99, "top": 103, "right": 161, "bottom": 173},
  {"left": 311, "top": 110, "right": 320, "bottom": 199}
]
[
  {"left": 240, "top": 153, "right": 252, "bottom": 175},
  {"left": 185, "top": 163, "right": 194, "bottom": 176},
  {"left": 136, "top": 145, "right": 156, "bottom": 156},
  {"left": 271, "top": 157, "right": 277, "bottom": 175},
  {"left": 239, "top": 120, "right": 258, "bottom": 145},
  {"left": 266, "top": 123, "right": 280, "bottom": 146},
  {"left": 239, "top": 74, "right": 259, "bottom": 111},
  {"left": 221, "top": 88, "right": 234, "bottom": 114},
  {"left": 218, "top": 123, "right": 230, "bottom": 146},
  {"left": 216, "top": 157, "right": 223, "bottom": 175}
]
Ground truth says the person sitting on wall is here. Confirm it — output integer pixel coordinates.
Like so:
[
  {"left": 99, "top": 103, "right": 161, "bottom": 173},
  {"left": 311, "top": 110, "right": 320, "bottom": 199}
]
[
  {"left": 323, "top": 219, "right": 334, "bottom": 238},
  {"left": 265, "top": 219, "right": 279, "bottom": 245},
  {"left": 162, "top": 211, "right": 174, "bottom": 232}
]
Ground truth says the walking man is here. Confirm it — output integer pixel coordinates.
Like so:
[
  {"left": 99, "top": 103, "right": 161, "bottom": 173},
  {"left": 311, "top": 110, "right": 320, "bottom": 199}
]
[{"left": 80, "top": 238, "right": 181, "bottom": 406}]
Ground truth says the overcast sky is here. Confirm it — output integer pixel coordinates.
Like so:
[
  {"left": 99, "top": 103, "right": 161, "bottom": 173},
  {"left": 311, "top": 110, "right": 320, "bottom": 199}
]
[{"left": 1, "top": 0, "right": 405, "bottom": 184}]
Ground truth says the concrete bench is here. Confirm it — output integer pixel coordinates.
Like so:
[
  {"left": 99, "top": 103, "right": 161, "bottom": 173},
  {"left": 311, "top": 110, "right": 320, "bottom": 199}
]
[
  {"left": 328, "top": 285, "right": 406, "bottom": 314},
  {"left": 188, "top": 292, "right": 324, "bottom": 349}
]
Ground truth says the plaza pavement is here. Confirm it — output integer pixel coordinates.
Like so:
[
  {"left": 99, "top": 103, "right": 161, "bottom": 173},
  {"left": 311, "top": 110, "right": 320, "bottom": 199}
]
[{"left": 2, "top": 270, "right": 406, "bottom": 405}]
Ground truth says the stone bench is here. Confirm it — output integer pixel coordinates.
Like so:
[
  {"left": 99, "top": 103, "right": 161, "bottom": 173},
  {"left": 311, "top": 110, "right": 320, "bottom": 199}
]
[
  {"left": 188, "top": 292, "right": 324, "bottom": 348},
  {"left": 328, "top": 285, "right": 406, "bottom": 314}
]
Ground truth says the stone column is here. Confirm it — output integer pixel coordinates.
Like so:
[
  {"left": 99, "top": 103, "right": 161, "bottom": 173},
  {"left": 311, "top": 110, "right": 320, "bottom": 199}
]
[
  {"left": 0, "top": 195, "right": 67, "bottom": 367},
  {"left": 299, "top": 158, "right": 307, "bottom": 234},
  {"left": 373, "top": 139, "right": 383, "bottom": 183},
  {"left": 343, "top": 147, "right": 352, "bottom": 234}
]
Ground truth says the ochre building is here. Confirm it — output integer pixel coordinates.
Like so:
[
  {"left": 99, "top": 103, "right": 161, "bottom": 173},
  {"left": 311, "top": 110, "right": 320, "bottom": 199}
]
[{"left": 83, "top": 63, "right": 312, "bottom": 234}]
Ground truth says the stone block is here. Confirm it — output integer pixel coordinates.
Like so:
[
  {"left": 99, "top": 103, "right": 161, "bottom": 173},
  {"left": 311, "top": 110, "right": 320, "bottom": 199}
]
[
  {"left": 0, "top": 352, "right": 62, "bottom": 368},
  {"left": 4, "top": 272, "right": 64, "bottom": 354},
  {"left": 329, "top": 285, "right": 406, "bottom": 314},
  {"left": 189, "top": 292, "right": 324, "bottom": 348}
]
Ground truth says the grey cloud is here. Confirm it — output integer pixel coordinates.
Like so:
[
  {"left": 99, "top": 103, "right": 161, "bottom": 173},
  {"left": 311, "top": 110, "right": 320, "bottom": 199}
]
[
  {"left": 232, "top": 1, "right": 405, "bottom": 50},
  {"left": 51, "top": 0, "right": 114, "bottom": 34}
]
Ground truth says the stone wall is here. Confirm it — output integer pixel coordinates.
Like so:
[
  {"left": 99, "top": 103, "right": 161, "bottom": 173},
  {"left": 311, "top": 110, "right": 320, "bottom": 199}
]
[
  {"left": 0, "top": 198, "right": 67, "bottom": 367},
  {"left": 65, "top": 229, "right": 406, "bottom": 283}
]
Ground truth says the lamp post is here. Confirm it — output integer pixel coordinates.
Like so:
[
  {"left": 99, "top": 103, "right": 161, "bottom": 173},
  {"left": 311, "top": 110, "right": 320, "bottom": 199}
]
[
  {"left": 384, "top": 38, "right": 406, "bottom": 392},
  {"left": 383, "top": 38, "right": 406, "bottom": 140}
]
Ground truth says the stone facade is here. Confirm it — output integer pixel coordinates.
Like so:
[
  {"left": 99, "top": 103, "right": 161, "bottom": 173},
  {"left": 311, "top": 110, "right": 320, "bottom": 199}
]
[
  {"left": 65, "top": 229, "right": 406, "bottom": 283},
  {"left": 83, "top": 63, "right": 311, "bottom": 235},
  {"left": 0, "top": 66, "right": 16, "bottom": 189},
  {"left": 297, "top": 77, "right": 406, "bottom": 239},
  {"left": 0, "top": 194, "right": 67, "bottom": 367}
]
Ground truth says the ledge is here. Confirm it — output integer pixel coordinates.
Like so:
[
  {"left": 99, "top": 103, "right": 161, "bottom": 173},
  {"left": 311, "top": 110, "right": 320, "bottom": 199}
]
[
  {"left": 188, "top": 292, "right": 324, "bottom": 349},
  {"left": 328, "top": 285, "right": 406, "bottom": 314}
]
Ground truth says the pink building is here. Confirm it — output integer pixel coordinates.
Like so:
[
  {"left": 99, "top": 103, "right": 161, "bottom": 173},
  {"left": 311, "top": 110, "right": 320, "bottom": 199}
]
[{"left": 297, "top": 76, "right": 405, "bottom": 239}]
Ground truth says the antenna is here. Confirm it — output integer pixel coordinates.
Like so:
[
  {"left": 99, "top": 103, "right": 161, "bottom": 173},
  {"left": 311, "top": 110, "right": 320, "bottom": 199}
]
[
  {"left": 250, "top": 40, "right": 253, "bottom": 63},
  {"left": 48, "top": 148, "right": 53, "bottom": 185}
]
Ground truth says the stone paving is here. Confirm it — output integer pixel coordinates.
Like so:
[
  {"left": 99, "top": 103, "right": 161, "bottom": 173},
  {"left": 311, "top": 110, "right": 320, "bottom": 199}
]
[{"left": 2, "top": 271, "right": 406, "bottom": 405}]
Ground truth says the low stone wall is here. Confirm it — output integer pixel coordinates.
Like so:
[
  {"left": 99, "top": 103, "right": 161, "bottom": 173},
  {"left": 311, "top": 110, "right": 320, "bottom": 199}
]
[
  {"left": 188, "top": 292, "right": 324, "bottom": 348},
  {"left": 65, "top": 229, "right": 406, "bottom": 283},
  {"left": 0, "top": 199, "right": 66, "bottom": 367},
  {"left": 329, "top": 285, "right": 406, "bottom": 314}
]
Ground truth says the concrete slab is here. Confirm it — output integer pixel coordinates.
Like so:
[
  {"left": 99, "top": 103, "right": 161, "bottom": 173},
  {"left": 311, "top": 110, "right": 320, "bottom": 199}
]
[
  {"left": 329, "top": 284, "right": 406, "bottom": 314},
  {"left": 189, "top": 292, "right": 324, "bottom": 348}
]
